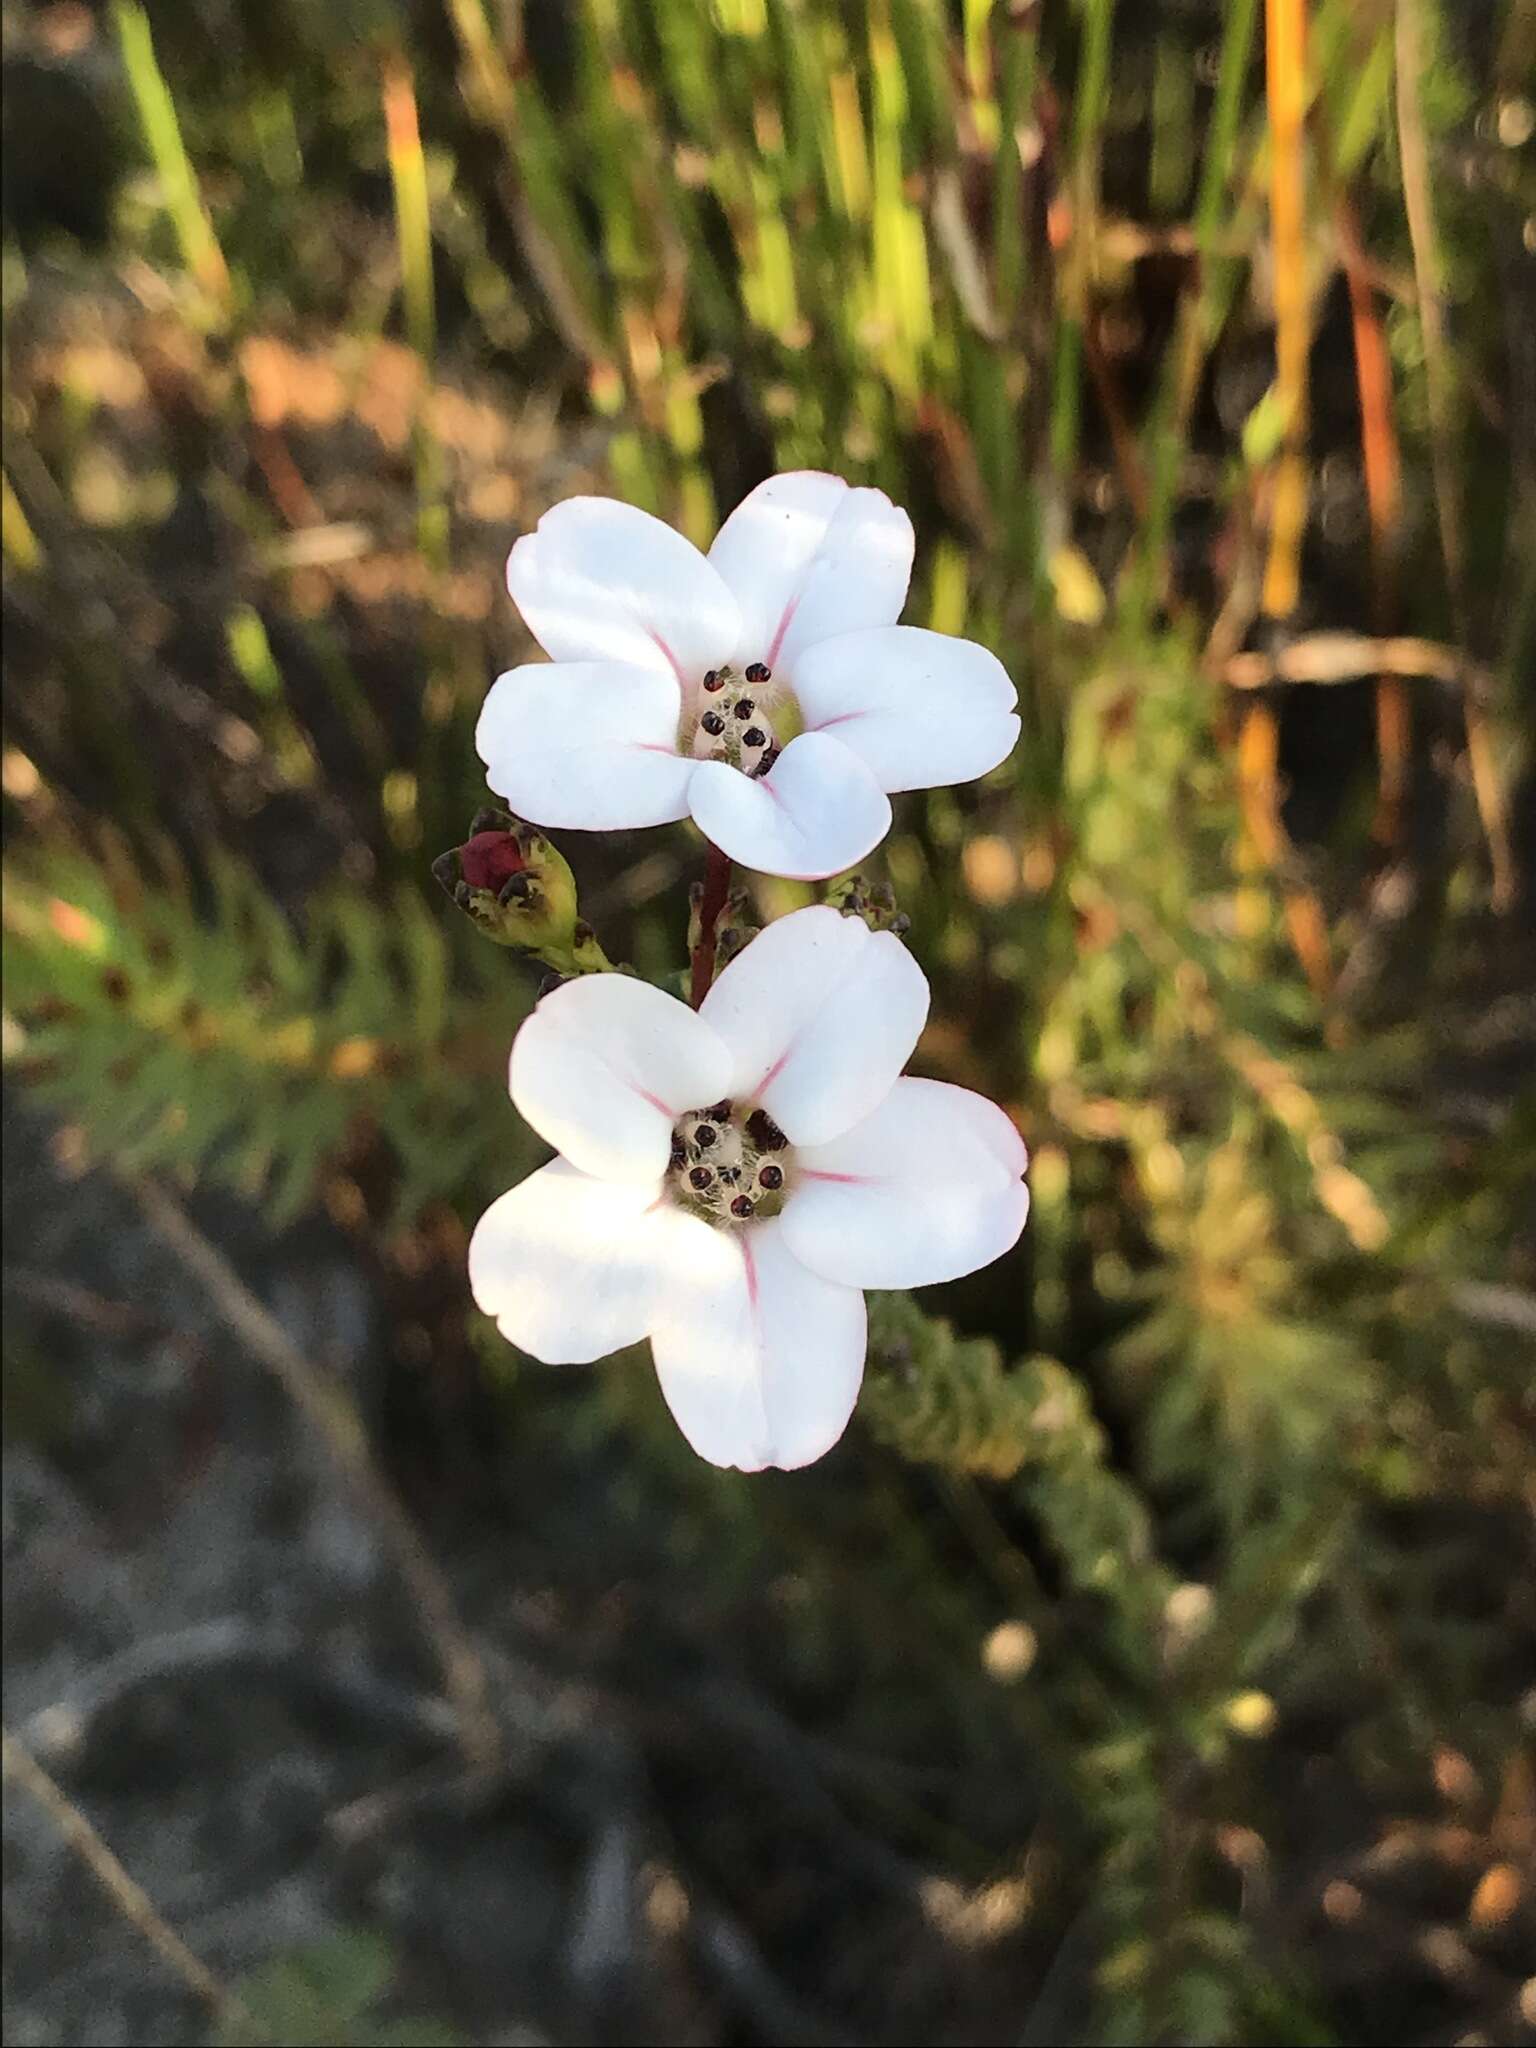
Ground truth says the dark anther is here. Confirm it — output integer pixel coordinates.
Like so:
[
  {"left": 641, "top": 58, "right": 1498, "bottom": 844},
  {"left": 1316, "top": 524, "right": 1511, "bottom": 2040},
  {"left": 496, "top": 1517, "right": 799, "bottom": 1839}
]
[
  {"left": 689, "top": 1165, "right": 714, "bottom": 1190},
  {"left": 702, "top": 668, "right": 720, "bottom": 690},
  {"left": 746, "top": 1109, "right": 788, "bottom": 1151},
  {"left": 752, "top": 745, "right": 780, "bottom": 779},
  {"left": 701, "top": 711, "right": 726, "bottom": 736},
  {"left": 758, "top": 1163, "right": 784, "bottom": 1190},
  {"left": 733, "top": 699, "right": 755, "bottom": 719},
  {"left": 730, "top": 1195, "right": 755, "bottom": 1219},
  {"left": 742, "top": 727, "right": 766, "bottom": 748},
  {"left": 744, "top": 661, "right": 771, "bottom": 683},
  {"left": 705, "top": 1101, "right": 733, "bottom": 1120},
  {"left": 694, "top": 1124, "right": 717, "bottom": 1148}
]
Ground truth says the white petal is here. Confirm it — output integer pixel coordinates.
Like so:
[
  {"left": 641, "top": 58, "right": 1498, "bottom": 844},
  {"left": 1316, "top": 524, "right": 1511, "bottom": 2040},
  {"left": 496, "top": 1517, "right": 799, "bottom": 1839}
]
[
  {"left": 476, "top": 661, "right": 694, "bottom": 829},
  {"left": 783, "top": 1079, "right": 1029, "bottom": 1289},
  {"left": 687, "top": 732, "right": 892, "bottom": 882},
  {"left": 508, "top": 497, "right": 740, "bottom": 685},
  {"left": 647, "top": 1213, "right": 865, "bottom": 1470},
  {"left": 699, "top": 904, "right": 928, "bottom": 1145},
  {"left": 469, "top": 1159, "right": 665, "bottom": 1363},
  {"left": 792, "top": 626, "right": 1020, "bottom": 793},
  {"left": 510, "top": 974, "right": 732, "bottom": 1185},
  {"left": 707, "top": 472, "right": 914, "bottom": 674}
]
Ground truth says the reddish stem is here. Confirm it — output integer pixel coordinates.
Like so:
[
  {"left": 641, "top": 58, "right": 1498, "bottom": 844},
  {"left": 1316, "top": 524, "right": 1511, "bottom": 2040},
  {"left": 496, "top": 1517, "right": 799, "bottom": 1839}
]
[{"left": 689, "top": 842, "right": 733, "bottom": 1008}]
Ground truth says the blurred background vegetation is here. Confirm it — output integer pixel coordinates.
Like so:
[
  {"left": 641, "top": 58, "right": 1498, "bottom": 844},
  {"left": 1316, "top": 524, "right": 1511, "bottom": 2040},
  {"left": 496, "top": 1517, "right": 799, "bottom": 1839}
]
[{"left": 2, "top": 1, "right": 1534, "bottom": 2043}]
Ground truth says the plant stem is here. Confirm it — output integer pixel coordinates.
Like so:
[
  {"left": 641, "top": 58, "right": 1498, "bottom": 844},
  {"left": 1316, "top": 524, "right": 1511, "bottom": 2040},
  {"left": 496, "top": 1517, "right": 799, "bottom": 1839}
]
[
  {"left": 690, "top": 842, "right": 734, "bottom": 1007},
  {"left": 2, "top": 1728, "right": 257, "bottom": 2035}
]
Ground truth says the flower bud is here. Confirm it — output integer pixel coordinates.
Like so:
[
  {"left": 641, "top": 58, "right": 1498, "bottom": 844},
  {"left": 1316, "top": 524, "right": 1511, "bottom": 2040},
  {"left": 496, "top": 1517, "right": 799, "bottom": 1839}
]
[
  {"left": 433, "top": 807, "right": 611, "bottom": 974},
  {"left": 824, "top": 872, "right": 910, "bottom": 936}
]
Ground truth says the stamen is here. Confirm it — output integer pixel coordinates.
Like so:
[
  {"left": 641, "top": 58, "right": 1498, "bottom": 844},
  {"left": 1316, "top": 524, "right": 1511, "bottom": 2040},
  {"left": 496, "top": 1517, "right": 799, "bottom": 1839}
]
[
  {"left": 700, "top": 711, "right": 726, "bottom": 737},
  {"left": 744, "top": 662, "right": 771, "bottom": 684},
  {"left": 702, "top": 669, "right": 724, "bottom": 692},
  {"left": 672, "top": 1100, "right": 792, "bottom": 1229},
  {"left": 742, "top": 727, "right": 767, "bottom": 749},
  {"left": 733, "top": 699, "right": 755, "bottom": 719}
]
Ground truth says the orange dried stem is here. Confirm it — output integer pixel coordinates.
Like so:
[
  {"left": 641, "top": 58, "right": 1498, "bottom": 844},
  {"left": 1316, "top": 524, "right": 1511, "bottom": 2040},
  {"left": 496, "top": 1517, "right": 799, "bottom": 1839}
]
[
  {"left": 1238, "top": 703, "right": 1333, "bottom": 999},
  {"left": 1262, "top": 0, "right": 1310, "bottom": 620},
  {"left": 1239, "top": 0, "right": 1333, "bottom": 997},
  {"left": 1335, "top": 193, "right": 1408, "bottom": 850}
]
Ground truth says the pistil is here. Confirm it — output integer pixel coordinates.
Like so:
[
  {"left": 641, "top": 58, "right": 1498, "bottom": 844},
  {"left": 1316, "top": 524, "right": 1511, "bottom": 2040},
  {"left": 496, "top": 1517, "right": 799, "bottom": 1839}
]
[
  {"left": 688, "top": 663, "right": 780, "bottom": 777},
  {"left": 670, "top": 1099, "right": 793, "bottom": 1227}
]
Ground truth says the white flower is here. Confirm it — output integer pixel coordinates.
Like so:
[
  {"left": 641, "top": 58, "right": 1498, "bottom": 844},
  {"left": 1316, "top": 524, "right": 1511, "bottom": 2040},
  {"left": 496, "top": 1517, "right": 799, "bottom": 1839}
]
[
  {"left": 476, "top": 472, "right": 1020, "bottom": 880},
  {"left": 469, "top": 907, "right": 1029, "bottom": 1470}
]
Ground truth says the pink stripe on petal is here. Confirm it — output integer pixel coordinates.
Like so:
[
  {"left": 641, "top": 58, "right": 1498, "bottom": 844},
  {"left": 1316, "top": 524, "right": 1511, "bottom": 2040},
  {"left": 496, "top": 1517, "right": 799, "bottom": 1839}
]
[
  {"left": 755, "top": 1049, "right": 791, "bottom": 1093},
  {"left": 765, "top": 592, "right": 800, "bottom": 670},
  {"left": 647, "top": 627, "right": 687, "bottom": 686},
  {"left": 741, "top": 1230, "right": 761, "bottom": 1314}
]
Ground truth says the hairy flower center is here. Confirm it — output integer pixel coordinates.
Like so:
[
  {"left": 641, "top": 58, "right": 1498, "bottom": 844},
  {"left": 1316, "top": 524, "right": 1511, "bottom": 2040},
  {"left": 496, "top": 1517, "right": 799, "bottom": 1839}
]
[
  {"left": 669, "top": 1099, "right": 792, "bottom": 1227},
  {"left": 683, "top": 662, "right": 783, "bottom": 780}
]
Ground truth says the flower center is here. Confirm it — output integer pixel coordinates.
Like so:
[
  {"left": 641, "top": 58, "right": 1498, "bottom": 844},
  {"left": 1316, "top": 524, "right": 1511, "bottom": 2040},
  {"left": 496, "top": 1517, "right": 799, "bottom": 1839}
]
[
  {"left": 684, "top": 662, "right": 782, "bottom": 779},
  {"left": 668, "top": 1099, "right": 792, "bottom": 1227}
]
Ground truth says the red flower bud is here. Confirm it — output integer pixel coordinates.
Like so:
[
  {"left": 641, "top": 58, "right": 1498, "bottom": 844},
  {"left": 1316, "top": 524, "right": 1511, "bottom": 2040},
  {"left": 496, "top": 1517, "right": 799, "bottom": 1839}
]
[{"left": 457, "top": 829, "right": 527, "bottom": 893}]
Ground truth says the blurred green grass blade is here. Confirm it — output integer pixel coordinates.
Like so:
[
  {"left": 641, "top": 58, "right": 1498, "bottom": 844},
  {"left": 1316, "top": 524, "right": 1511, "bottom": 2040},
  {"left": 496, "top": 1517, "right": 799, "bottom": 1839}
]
[
  {"left": 444, "top": 0, "right": 614, "bottom": 365},
  {"left": 1150, "top": 29, "right": 1196, "bottom": 217},
  {"left": 381, "top": 50, "right": 448, "bottom": 570},
  {"left": 1192, "top": 0, "right": 1263, "bottom": 250},
  {"left": 1050, "top": 0, "right": 1117, "bottom": 484},
  {"left": 111, "top": 0, "right": 231, "bottom": 308},
  {"left": 1128, "top": 0, "right": 1261, "bottom": 623},
  {"left": 993, "top": 2, "right": 1038, "bottom": 332}
]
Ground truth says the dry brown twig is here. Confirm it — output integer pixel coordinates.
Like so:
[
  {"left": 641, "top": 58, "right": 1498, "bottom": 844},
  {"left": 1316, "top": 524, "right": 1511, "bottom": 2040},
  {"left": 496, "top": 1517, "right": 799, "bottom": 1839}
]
[
  {"left": 2, "top": 1726, "right": 258, "bottom": 2036},
  {"left": 127, "top": 1173, "right": 501, "bottom": 1778},
  {"left": 1219, "top": 632, "right": 1495, "bottom": 697}
]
